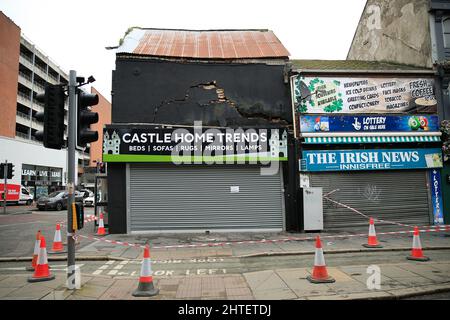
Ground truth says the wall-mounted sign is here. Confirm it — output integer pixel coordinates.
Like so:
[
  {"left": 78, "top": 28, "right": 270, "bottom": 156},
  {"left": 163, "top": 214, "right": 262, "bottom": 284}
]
[
  {"left": 292, "top": 76, "right": 437, "bottom": 114},
  {"left": 300, "top": 148, "right": 443, "bottom": 172},
  {"left": 429, "top": 169, "right": 444, "bottom": 225},
  {"left": 299, "top": 115, "right": 440, "bottom": 133},
  {"left": 103, "top": 126, "right": 288, "bottom": 163}
]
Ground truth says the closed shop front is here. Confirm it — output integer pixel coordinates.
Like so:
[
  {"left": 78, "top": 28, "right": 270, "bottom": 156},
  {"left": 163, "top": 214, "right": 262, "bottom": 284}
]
[
  {"left": 127, "top": 164, "right": 284, "bottom": 232},
  {"left": 104, "top": 125, "right": 288, "bottom": 233},
  {"left": 309, "top": 170, "right": 431, "bottom": 229}
]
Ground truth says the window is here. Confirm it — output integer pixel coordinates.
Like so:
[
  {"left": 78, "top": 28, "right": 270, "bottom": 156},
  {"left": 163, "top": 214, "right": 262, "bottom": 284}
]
[
  {"left": 22, "top": 188, "right": 29, "bottom": 195},
  {"left": 443, "top": 18, "right": 450, "bottom": 48}
]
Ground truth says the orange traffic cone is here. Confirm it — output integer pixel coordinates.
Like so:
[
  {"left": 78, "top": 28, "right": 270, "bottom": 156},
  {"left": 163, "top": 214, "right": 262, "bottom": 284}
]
[
  {"left": 49, "top": 223, "right": 66, "bottom": 254},
  {"left": 26, "top": 230, "right": 41, "bottom": 271},
  {"left": 407, "top": 226, "right": 430, "bottom": 261},
  {"left": 28, "top": 235, "right": 55, "bottom": 282},
  {"left": 362, "top": 217, "right": 383, "bottom": 248},
  {"left": 307, "top": 235, "right": 335, "bottom": 284},
  {"left": 96, "top": 213, "right": 106, "bottom": 236},
  {"left": 132, "top": 245, "right": 159, "bottom": 297}
]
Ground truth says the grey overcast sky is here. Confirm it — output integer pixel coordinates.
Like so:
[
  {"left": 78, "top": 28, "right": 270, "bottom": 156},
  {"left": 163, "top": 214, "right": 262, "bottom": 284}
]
[{"left": 1, "top": 0, "right": 367, "bottom": 101}]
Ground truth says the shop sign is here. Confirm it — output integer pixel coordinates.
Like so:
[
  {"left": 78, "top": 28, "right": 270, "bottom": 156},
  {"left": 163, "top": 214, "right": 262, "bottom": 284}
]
[
  {"left": 292, "top": 76, "right": 436, "bottom": 114},
  {"left": 299, "top": 114, "right": 439, "bottom": 133},
  {"left": 429, "top": 170, "right": 444, "bottom": 225},
  {"left": 22, "top": 168, "right": 61, "bottom": 178},
  {"left": 300, "top": 148, "right": 443, "bottom": 172},
  {"left": 102, "top": 126, "right": 288, "bottom": 163}
]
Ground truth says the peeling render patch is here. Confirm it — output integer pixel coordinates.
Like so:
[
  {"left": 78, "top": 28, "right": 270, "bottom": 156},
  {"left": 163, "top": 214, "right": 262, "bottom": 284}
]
[{"left": 152, "top": 81, "right": 283, "bottom": 124}]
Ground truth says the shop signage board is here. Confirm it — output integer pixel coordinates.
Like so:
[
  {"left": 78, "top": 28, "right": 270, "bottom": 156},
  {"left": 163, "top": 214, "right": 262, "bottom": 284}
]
[
  {"left": 300, "top": 148, "right": 443, "bottom": 172},
  {"left": 429, "top": 169, "right": 444, "bottom": 225},
  {"left": 103, "top": 126, "right": 288, "bottom": 163},
  {"left": 299, "top": 114, "right": 440, "bottom": 133},
  {"left": 292, "top": 76, "right": 437, "bottom": 114}
]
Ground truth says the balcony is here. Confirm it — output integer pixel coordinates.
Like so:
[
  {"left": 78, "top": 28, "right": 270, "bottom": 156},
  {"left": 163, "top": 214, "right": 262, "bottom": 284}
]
[
  {"left": 15, "top": 131, "right": 29, "bottom": 141},
  {"left": 17, "top": 92, "right": 32, "bottom": 108},
  {"left": 31, "top": 119, "right": 43, "bottom": 131},
  {"left": 16, "top": 111, "right": 31, "bottom": 127},
  {"left": 18, "top": 72, "right": 33, "bottom": 89},
  {"left": 31, "top": 103, "right": 44, "bottom": 113},
  {"left": 19, "top": 55, "right": 34, "bottom": 71},
  {"left": 33, "top": 64, "right": 48, "bottom": 80}
]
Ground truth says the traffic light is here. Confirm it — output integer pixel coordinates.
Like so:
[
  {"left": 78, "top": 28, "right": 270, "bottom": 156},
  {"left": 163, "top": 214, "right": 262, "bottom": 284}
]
[
  {"left": 7, "top": 163, "right": 14, "bottom": 179},
  {"left": 72, "top": 202, "right": 84, "bottom": 230},
  {"left": 0, "top": 163, "right": 4, "bottom": 179},
  {"left": 77, "top": 90, "right": 99, "bottom": 149},
  {"left": 34, "top": 85, "right": 66, "bottom": 149}
]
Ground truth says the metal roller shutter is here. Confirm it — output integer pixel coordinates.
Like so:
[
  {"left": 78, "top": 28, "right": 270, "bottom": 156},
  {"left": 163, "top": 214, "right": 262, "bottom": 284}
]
[
  {"left": 310, "top": 170, "right": 431, "bottom": 229},
  {"left": 128, "top": 164, "right": 284, "bottom": 232}
]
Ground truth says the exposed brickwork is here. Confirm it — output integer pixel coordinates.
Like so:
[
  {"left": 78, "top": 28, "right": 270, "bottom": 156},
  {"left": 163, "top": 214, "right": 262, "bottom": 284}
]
[
  {"left": 89, "top": 87, "right": 111, "bottom": 167},
  {"left": 0, "top": 12, "right": 21, "bottom": 138}
]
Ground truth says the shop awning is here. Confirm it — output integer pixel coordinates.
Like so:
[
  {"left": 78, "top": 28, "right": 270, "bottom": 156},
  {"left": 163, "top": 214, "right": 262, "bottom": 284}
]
[{"left": 303, "top": 135, "right": 441, "bottom": 144}]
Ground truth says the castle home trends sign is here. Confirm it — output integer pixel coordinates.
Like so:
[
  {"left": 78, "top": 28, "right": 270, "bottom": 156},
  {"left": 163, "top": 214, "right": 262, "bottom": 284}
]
[{"left": 103, "top": 127, "right": 288, "bottom": 163}]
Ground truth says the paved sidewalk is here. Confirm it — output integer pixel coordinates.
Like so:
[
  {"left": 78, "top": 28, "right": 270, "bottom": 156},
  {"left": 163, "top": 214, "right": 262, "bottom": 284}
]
[
  {"left": 72, "top": 226, "right": 450, "bottom": 261},
  {"left": 1, "top": 261, "right": 449, "bottom": 300},
  {"left": 1, "top": 219, "right": 449, "bottom": 300}
]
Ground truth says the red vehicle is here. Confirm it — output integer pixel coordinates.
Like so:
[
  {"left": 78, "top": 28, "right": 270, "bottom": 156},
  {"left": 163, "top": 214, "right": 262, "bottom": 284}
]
[{"left": 0, "top": 183, "right": 33, "bottom": 205}]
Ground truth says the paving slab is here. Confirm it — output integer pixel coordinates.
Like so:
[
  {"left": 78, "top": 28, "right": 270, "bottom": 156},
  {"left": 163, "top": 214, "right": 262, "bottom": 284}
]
[
  {"left": 71, "top": 283, "right": 110, "bottom": 299},
  {"left": 41, "top": 289, "right": 72, "bottom": 300},
  {"left": 243, "top": 270, "right": 297, "bottom": 300},
  {"left": 0, "top": 275, "right": 29, "bottom": 288},
  {"left": 98, "top": 279, "right": 136, "bottom": 300},
  {"left": 201, "top": 276, "right": 226, "bottom": 298},
  {"left": 275, "top": 268, "right": 336, "bottom": 297},
  {"left": 175, "top": 277, "right": 202, "bottom": 299},
  {"left": 119, "top": 247, "right": 141, "bottom": 260},
  {"left": 5, "top": 283, "right": 54, "bottom": 300},
  {"left": 0, "top": 286, "right": 20, "bottom": 298},
  {"left": 396, "top": 263, "right": 450, "bottom": 282}
]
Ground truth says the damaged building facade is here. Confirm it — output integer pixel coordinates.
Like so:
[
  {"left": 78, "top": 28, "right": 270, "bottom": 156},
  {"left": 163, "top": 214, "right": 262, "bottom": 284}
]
[{"left": 105, "top": 28, "right": 299, "bottom": 234}]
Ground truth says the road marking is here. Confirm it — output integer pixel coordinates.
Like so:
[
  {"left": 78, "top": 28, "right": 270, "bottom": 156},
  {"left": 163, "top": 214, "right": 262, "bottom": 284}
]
[
  {"left": 92, "top": 261, "right": 116, "bottom": 275},
  {"left": 0, "top": 221, "right": 45, "bottom": 228}
]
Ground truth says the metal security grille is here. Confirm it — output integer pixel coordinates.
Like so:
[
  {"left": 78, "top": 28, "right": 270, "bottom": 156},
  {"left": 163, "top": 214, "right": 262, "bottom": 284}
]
[
  {"left": 128, "top": 164, "right": 284, "bottom": 232},
  {"left": 309, "top": 170, "right": 431, "bottom": 229}
]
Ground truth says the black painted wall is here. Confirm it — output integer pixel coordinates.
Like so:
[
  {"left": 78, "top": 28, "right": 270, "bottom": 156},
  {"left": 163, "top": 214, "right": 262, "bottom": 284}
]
[
  {"left": 112, "top": 57, "right": 292, "bottom": 127},
  {"left": 106, "top": 163, "right": 127, "bottom": 234}
]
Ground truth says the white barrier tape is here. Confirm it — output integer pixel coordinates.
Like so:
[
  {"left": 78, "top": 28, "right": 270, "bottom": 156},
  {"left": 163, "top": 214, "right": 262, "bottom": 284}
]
[
  {"left": 59, "top": 215, "right": 98, "bottom": 227},
  {"left": 72, "top": 225, "right": 450, "bottom": 250},
  {"left": 323, "top": 195, "right": 413, "bottom": 228},
  {"left": 323, "top": 188, "right": 340, "bottom": 197}
]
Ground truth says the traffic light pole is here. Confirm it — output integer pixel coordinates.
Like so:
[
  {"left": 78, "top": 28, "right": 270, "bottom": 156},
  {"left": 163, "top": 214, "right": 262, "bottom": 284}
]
[{"left": 67, "top": 70, "right": 77, "bottom": 289}]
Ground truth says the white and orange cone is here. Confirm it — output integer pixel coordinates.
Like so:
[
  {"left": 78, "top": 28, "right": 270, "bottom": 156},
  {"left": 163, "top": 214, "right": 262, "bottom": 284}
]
[
  {"left": 307, "top": 235, "right": 335, "bottom": 284},
  {"left": 28, "top": 235, "right": 55, "bottom": 282},
  {"left": 96, "top": 213, "right": 107, "bottom": 236},
  {"left": 26, "top": 230, "right": 41, "bottom": 271},
  {"left": 407, "top": 226, "right": 430, "bottom": 261},
  {"left": 362, "top": 217, "right": 383, "bottom": 248},
  {"left": 132, "top": 245, "right": 159, "bottom": 297},
  {"left": 49, "top": 223, "right": 66, "bottom": 254}
]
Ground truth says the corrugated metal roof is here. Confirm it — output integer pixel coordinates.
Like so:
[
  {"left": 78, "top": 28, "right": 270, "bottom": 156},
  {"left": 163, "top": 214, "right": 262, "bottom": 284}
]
[
  {"left": 117, "top": 28, "right": 290, "bottom": 59},
  {"left": 291, "top": 59, "right": 433, "bottom": 72}
]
